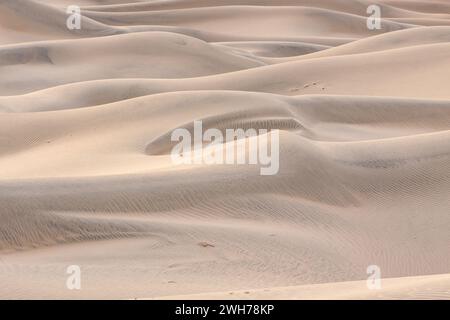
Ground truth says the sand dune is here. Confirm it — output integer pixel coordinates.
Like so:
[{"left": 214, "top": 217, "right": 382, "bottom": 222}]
[
  {"left": 0, "top": 31, "right": 266, "bottom": 95},
  {"left": 78, "top": 0, "right": 449, "bottom": 18},
  {"left": 153, "top": 274, "right": 450, "bottom": 300},
  {"left": 380, "top": 0, "right": 450, "bottom": 15},
  {"left": 275, "top": 26, "right": 450, "bottom": 61},
  {"left": 0, "top": 0, "right": 122, "bottom": 44},
  {"left": 0, "top": 0, "right": 449, "bottom": 300},
  {"left": 214, "top": 41, "right": 331, "bottom": 58},
  {"left": 1, "top": 36, "right": 449, "bottom": 104},
  {"left": 81, "top": 6, "right": 413, "bottom": 40}
]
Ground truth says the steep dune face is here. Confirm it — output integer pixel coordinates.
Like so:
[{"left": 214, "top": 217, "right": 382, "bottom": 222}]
[{"left": 0, "top": 0, "right": 449, "bottom": 299}]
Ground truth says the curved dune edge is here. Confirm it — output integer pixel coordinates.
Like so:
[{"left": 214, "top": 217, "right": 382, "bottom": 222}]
[
  {"left": 1, "top": 38, "right": 449, "bottom": 97},
  {"left": 149, "top": 274, "right": 450, "bottom": 300}
]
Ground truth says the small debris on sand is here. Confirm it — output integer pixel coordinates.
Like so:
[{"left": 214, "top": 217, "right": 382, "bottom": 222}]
[{"left": 198, "top": 241, "right": 215, "bottom": 248}]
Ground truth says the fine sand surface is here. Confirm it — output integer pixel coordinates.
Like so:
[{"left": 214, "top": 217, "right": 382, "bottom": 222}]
[
  {"left": 153, "top": 273, "right": 450, "bottom": 300},
  {"left": 0, "top": 0, "right": 449, "bottom": 299}
]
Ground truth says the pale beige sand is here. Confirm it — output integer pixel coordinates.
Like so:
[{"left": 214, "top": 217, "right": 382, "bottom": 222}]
[
  {"left": 0, "top": 0, "right": 449, "bottom": 299},
  {"left": 153, "top": 274, "right": 450, "bottom": 300}
]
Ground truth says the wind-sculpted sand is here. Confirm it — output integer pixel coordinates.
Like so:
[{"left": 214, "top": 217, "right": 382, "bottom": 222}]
[{"left": 0, "top": 0, "right": 449, "bottom": 299}]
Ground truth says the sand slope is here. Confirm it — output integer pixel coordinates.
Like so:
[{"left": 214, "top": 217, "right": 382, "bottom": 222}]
[
  {"left": 153, "top": 273, "right": 450, "bottom": 300},
  {"left": 0, "top": 0, "right": 449, "bottom": 299}
]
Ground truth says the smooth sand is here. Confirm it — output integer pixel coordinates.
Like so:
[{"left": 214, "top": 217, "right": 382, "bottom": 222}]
[{"left": 0, "top": 0, "right": 449, "bottom": 299}]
